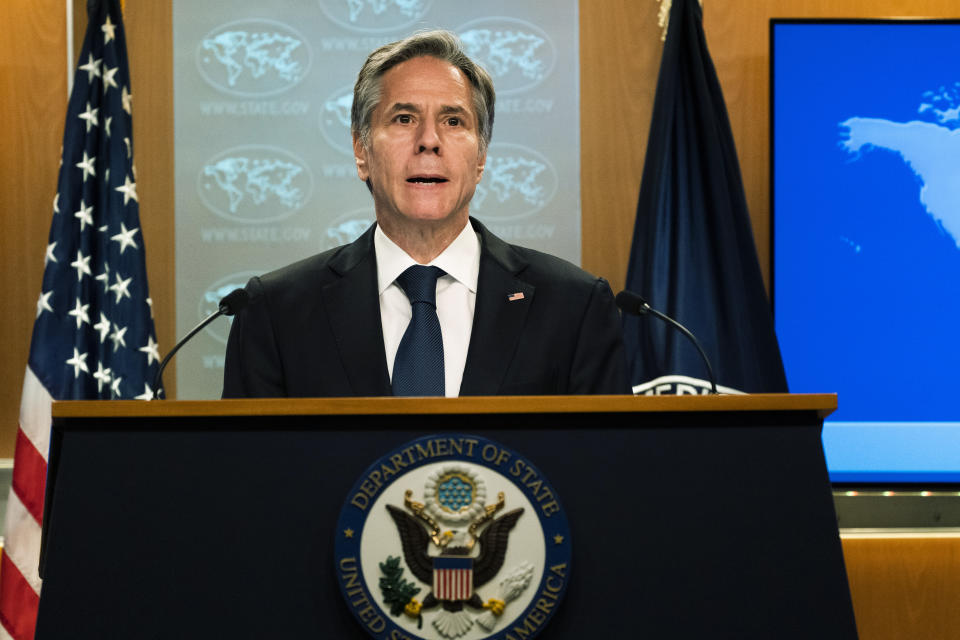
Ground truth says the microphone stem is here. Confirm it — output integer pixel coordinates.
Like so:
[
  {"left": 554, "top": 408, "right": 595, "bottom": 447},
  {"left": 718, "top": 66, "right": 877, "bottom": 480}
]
[
  {"left": 153, "top": 309, "right": 225, "bottom": 398},
  {"left": 644, "top": 305, "right": 718, "bottom": 395}
]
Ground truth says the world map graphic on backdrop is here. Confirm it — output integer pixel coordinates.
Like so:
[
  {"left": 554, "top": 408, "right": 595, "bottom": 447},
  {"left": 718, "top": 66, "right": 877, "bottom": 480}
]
[
  {"left": 317, "top": 0, "right": 433, "bottom": 33},
  {"left": 840, "top": 81, "right": 960, "bottom": 249},
  {"left": 197, "top": 20, "right": 313, "bottom": 96},
  {"left": 198, "top": 145, "right": 313, "bottom": 223}
]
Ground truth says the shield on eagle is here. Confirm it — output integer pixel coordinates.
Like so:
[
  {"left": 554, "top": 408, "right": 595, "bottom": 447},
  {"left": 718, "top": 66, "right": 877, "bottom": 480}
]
[{"left": 432, "top": 556, "right": 473, "bottom": 601}]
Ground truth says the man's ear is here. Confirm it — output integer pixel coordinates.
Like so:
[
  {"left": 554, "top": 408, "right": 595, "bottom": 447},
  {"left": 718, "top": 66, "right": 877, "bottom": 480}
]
[
  {"left": 353, "top": 131, "right": 369, "bottom": 181},
  {"left": 475, "top": 150, "right": 486, "bottom": 184}
]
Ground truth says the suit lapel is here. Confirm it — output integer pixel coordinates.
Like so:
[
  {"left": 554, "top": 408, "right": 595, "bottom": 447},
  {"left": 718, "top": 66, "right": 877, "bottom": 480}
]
[
  {"left": 320, "top": 225, "right": 392, "bottom": 396},
  {"left": 459, "top": 220, "right": 534, "bottom": 395}
]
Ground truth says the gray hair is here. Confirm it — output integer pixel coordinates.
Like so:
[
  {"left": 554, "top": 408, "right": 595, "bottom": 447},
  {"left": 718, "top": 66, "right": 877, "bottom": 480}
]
[{"left": 351, "top": 30, "right": 495, "bottom": 154}]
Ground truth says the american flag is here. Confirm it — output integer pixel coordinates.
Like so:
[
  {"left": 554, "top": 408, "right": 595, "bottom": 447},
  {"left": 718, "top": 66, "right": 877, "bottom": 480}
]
[
  {"left": 433, "top": 556, "right": 474, "bottom": 601},
  {"left": 0, "top": 2, "right": 159, "bottom": 638}
]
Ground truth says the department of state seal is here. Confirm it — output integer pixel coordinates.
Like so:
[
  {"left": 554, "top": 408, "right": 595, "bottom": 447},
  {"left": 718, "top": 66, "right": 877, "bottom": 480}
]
[{"left": 335, "top": 435, "right": 571, "bottom": 640}]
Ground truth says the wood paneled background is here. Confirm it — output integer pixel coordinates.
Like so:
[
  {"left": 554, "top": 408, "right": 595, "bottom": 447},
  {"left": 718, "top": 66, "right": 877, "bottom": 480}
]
[
  {"left": 2, "top": 2, "right": 959, "bottom": 636},
  {"left": 842, "top": 534, "right": 960, "bottom": 640}
]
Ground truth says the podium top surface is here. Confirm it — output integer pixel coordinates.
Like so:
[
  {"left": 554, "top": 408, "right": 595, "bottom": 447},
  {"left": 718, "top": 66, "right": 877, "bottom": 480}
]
[{"left": 51, "top": 393, "right": 836, "bottom": 420}]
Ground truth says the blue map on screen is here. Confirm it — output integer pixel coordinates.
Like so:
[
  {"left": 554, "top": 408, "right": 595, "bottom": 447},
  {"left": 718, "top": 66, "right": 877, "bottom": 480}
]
[{"left": 772, "top": 22, "right": 960, "bottom": 482}]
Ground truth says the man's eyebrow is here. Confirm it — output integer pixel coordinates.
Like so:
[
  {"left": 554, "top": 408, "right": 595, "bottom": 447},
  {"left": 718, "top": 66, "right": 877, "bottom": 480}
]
[
  {"left": 385, "top": 102, "right": 420, "bottom": 115},
  {"left": 383, "top": 103, "right": 470, "bottom": 117}
]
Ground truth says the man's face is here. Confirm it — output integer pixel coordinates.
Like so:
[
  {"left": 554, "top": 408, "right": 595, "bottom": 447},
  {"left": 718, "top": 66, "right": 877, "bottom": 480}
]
[{"left": 354, "top": 56, "right": 486, "bottom": 234}]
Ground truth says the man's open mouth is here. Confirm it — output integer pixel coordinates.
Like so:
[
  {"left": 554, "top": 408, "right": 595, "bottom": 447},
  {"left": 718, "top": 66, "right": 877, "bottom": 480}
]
[{"left": 407, "top": 177, "right": 448, "bottom": 183}]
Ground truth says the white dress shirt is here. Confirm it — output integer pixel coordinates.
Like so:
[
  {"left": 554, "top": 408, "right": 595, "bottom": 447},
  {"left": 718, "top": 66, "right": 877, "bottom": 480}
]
[{"left": 375, "top": 223, "right": 480, "bottom": 397}]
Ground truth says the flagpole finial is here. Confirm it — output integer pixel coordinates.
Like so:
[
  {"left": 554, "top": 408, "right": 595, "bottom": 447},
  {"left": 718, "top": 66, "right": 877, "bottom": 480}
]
[
  {"left": 657, "top": 0, "right": 672, "bottom": 42},
  {"left": 657, "top": 0, "right": 703, "bottom": 41}
]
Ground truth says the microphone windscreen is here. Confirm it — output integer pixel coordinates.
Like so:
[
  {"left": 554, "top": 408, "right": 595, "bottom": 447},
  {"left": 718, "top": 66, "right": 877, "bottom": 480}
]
[
  {"left": 218, "top": 288, "right": 251, "bottom": 316},
  {"left": 615, "top": 290, "right": 648, "bottom": 316}
]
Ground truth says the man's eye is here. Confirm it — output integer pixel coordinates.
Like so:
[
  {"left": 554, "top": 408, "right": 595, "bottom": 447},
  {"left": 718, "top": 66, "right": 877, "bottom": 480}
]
[
  {"left": 447, "top": 117, "right": 461, "bottom": 126},
  {"left": 396, "top": 114, "right": 412, "bottom": 124}
]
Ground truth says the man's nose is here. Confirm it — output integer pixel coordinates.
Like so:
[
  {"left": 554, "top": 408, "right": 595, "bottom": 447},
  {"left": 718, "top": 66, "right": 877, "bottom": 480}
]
[{"left": 416, "top": 120, "right": 441, "bottom": 154}]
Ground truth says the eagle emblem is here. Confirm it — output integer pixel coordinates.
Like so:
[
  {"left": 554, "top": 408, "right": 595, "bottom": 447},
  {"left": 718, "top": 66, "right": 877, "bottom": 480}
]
[{"left": 383, "top": 465, "right": 531, "bottom": 638}]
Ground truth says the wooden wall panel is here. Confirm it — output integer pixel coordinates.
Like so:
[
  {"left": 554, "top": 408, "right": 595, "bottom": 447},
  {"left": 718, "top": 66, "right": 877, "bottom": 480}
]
[
  {"left": 579, "top": 0, "right": 661, "bottom": 293},
  {"left": 0, "top": 0, "right": 67, "bottom": 458},
  {"left": 842, "top": 534, "right": 960, "bottom": 640},
  {"left": 123, "top": 0, "right": 176, "bottom": 401}
]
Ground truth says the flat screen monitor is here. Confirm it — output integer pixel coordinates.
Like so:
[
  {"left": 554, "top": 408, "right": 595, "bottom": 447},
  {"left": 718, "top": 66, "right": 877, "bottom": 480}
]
[{"left": 771, "top": 19, "right": 960, "bottom": 483}]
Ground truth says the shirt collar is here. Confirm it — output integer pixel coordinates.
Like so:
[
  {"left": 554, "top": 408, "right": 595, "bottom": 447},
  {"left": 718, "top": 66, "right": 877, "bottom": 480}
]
[{"left": 375, "top": 221, "right": 481, "bottom": 295}]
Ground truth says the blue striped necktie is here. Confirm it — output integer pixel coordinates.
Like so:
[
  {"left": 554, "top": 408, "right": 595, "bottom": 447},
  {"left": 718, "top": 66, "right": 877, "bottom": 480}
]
[{"left": 392, "top": 265, "right": 445, "bottom": 396}]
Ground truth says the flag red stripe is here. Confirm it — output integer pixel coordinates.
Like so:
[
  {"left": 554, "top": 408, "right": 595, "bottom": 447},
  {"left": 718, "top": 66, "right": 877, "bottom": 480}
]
[
  {"left": 0, "top": 553, "right": 39, "bottom": 640},
  {"left": 10, "top": 428, "right": 47, "bottom": 526},
  {"left": 434, "top": 569, "right": 475, "bottom": 600}
]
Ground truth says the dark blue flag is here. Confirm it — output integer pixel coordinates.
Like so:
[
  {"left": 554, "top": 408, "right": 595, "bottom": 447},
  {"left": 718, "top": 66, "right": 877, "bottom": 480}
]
[{"left": 622, "top": 0, "right": 787, "bottom": 395}]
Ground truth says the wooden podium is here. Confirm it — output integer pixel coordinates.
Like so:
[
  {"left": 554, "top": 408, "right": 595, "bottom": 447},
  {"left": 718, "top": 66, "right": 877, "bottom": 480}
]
[{"left": 36, "top": 394, "right": 857, "bottom": 639}]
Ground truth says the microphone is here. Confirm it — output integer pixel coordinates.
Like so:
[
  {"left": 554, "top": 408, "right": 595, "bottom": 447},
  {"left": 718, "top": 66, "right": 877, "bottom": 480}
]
[
  {"left": 615, "top": 290, "right": 718, "bottom": 395},
  {"left": 152, "top": 288, "right": 250, "bottom": 399}
]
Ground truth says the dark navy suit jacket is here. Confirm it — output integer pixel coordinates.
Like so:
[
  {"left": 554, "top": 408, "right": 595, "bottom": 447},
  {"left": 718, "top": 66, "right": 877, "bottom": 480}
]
[{"left": 222, "top": 218, "right": 629, "bottom": 397}]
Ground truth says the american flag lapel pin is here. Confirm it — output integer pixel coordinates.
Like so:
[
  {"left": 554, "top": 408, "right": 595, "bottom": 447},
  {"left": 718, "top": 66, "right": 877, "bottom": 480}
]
[{"left": 507, "top": 292, "right": 525, "bottom": 301}]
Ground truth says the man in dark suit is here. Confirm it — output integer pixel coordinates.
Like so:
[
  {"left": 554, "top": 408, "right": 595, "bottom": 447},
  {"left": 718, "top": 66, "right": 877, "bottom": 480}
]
[{"left": 222, "top": 30, "right": 628, "bottom": 398}]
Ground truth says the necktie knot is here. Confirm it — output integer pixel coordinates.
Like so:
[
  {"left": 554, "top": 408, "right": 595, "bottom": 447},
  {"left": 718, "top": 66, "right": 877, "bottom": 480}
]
[{"left": 397, "top": 265, "right": 445, "bottom": 306}]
